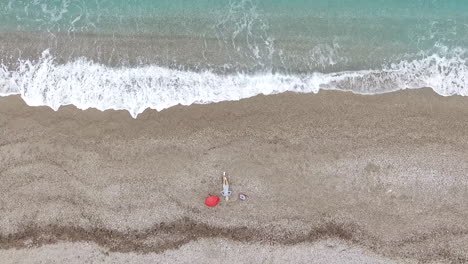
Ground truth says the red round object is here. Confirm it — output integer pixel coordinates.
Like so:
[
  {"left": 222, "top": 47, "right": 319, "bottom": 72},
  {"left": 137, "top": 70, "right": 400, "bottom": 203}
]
[{"left": 205, "top": 195, "right": 220, "bottom": 207}]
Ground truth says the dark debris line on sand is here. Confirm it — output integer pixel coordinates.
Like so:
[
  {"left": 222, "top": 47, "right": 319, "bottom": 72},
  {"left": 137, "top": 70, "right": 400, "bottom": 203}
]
[
  {"left": 0, "top": 218, "right": 355, "bottom": 254},
  {"left": 1, "top": 218, "right": 467, "bottom": 263}
]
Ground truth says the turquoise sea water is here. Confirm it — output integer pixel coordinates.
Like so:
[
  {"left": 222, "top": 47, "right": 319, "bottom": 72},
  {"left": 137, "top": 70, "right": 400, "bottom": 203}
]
[{"left": 0, "top": 0, "right": 467, "bottom": 117}]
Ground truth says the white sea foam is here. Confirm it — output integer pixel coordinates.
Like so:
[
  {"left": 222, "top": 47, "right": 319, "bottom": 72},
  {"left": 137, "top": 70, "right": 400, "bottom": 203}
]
[{"left": 1, "top": 49, "right": 467, "bottom": 118}]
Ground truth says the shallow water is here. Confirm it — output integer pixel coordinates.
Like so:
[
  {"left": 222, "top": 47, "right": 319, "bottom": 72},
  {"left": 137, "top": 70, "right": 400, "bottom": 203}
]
[{"left": 1, "top": 0, "right": 467, "bottom": 117}]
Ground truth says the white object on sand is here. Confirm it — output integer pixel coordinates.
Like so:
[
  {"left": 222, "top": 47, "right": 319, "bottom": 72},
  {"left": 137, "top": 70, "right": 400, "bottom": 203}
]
[{"left": 239, "top": 193, "right": 248, "bottom": 201}]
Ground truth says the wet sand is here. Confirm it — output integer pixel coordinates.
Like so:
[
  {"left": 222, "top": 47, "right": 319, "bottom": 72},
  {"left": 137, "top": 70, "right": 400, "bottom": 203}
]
[{"left": 0, "top": 89, "right": 467, "bottom": 263}]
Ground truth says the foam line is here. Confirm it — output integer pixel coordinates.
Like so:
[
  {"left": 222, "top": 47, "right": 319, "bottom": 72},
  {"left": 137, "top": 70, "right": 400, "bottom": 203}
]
[{"left": 1, "top": 50, "right": 467, "bottom": 118}]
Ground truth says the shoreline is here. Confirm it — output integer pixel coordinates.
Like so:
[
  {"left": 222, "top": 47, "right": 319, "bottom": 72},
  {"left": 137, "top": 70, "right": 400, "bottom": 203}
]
[{"left": 1, "top": 89, "right": 468, "bottom": 263}]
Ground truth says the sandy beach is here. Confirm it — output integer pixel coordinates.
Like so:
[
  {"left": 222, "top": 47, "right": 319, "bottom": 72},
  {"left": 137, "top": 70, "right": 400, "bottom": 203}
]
[{"left": 0, "top": 89, "right": 467, "bottom": 263}]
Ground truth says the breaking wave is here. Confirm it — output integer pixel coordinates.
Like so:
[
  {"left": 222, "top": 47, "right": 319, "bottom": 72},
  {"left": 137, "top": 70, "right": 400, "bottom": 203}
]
[{"left": 1, "top": 48, "right": 467, "bottom": 118}]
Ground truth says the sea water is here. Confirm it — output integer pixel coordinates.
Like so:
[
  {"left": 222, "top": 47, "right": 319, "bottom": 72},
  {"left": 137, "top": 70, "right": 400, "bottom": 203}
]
[{"left": 0, "top": 0, "right": 467, "bottom": 117}]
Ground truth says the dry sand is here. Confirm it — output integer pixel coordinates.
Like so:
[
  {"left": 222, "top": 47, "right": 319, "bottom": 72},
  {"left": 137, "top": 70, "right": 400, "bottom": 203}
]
[{"left": 0, "top": 89, "right": 467, "bottom": 263}]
